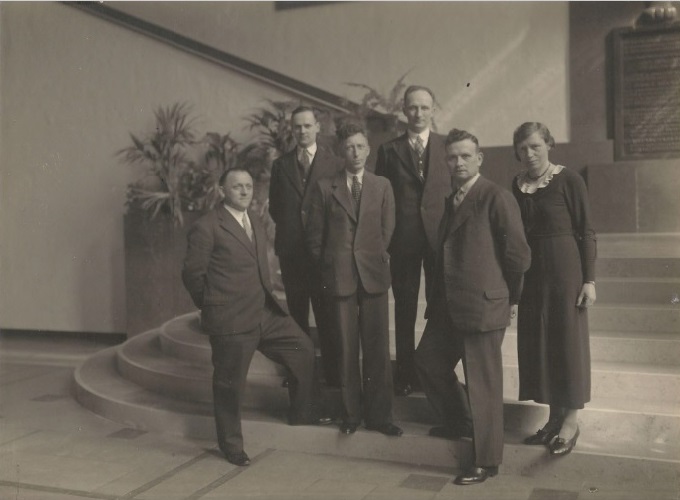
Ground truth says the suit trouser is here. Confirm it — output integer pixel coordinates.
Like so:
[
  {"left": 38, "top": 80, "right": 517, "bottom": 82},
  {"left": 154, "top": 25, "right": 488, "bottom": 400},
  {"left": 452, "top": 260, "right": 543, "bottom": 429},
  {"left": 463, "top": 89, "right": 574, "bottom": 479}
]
[
  {"left": 415, "top": 312, "right": 505, "bottom": 467},
  {"left": 279, "top": 252, "right": 340, "bottom": 386},
  {"left": 390, "top": 244, "right": 435, "bottom": 386},
  {"left": 329, "top": 287, "right": 394, "bottom": 426},
  {"left": 209, "top": 307, "right": 315, "bottom": 454}
]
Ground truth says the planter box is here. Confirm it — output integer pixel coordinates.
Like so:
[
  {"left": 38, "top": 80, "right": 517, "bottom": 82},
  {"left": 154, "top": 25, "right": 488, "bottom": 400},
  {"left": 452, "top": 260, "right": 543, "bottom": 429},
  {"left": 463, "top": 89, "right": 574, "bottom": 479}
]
[{"left": 124, "top": 210, "right": 200, "bottom": 337}]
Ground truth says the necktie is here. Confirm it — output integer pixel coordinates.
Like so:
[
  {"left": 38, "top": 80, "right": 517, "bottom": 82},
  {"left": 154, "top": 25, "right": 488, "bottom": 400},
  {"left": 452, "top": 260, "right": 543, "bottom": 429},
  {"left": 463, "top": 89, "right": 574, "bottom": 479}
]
[
  {"left": 453, "top": 188, "right": 465, "bottom": 209},
  {"left": 414, "top": 136, "right": 425, "bottom": 180},
  {"left": 351, "top": 175, "right": 361, "bottom": 208},
  {"left": 242, "top": 213, "right": 253, "bottom": 241},
  {"left": 299, "top": 148, "right": 311, "bottom": 182}
]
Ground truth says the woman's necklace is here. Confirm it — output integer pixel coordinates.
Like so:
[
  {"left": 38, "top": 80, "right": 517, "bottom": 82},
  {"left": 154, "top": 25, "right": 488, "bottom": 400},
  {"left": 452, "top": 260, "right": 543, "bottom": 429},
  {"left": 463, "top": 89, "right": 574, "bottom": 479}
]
[{"left": 527, "top": 163, "right": 553, "bottom": 182}]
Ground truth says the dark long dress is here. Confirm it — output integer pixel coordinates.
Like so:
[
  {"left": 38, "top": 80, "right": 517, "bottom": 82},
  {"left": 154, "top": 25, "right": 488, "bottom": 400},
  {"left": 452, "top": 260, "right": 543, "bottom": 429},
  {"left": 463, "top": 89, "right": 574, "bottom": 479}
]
[{"left": 512, "top": 166, "right": 596, "bottom": 409}]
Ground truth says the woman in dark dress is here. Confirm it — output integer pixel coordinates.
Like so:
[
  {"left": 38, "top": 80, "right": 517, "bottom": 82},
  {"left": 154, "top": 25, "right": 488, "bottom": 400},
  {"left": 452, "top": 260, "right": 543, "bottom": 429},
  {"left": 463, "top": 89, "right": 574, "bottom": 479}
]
[{"left": 511, "top": 122, "right": 597, "bottom": 456}]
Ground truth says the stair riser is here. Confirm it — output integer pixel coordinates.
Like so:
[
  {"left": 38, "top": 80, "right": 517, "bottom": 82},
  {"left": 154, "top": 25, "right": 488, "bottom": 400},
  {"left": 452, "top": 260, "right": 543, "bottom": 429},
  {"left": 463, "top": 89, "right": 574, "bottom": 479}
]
[
  {"left": 597, "top": 280, "right": 680, "bottom": 305},
  {"left": 162, "top": 324, "right": 680, "bottom": 369},
  {"left": 125, "top": 338, "right": 680, "bottom": 406},
  {"left": 598, "top": 258, "right": 680, "bottom": 278},
  {"left": 588, "top": 307, "right": 679, "bottom": 333},
  {"left": 502, "top": 366, "right": 680, "bottom": 405},
  {"left": 74, "top": 378, "right": 680, "bottom": 487},
  {"left": 114, "top": 346, "right": 680, "bottom": 445},
  {"left": 503, "top": 334, "right": 680, "bottom": 365},
  {"left": 116, "top": 352, "right": 214, "bottom": 403},
  {"left": 395, "top": 396, "right": 680, "bottom": 447}
]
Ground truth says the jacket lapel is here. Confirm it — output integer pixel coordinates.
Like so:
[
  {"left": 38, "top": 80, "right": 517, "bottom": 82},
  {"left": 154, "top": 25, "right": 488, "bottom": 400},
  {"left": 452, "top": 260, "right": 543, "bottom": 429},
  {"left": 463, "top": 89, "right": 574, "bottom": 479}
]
[
  {"left": 217, "top": 206, "right": 256, "bottom": 258},
  {"left": 426, "top": 134, "right": 445, "bottom": 184},
  {"left": 308, "top": 147, "right": 335, "bottom": 188},
  {"left": 251, "top": 210, "right": 271, "bottom": 287},
  {"left": 448, "top": 178, "right": 483, "bottom": 235},
  {"left": 393, "top": 133, "right": 422, "bottom": 182},
  {"left": 331, "top": 172, "right": 357, "bottom": 222},
  {"left": 280, "top": 151, "right": 304, "bottom": 197}
]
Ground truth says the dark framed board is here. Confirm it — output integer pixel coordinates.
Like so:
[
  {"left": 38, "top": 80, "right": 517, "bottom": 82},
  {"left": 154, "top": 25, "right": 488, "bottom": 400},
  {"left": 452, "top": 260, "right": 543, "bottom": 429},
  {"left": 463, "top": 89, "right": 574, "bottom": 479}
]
[{"left": 612, "top": 23, "right": 680, "bottom": 160}]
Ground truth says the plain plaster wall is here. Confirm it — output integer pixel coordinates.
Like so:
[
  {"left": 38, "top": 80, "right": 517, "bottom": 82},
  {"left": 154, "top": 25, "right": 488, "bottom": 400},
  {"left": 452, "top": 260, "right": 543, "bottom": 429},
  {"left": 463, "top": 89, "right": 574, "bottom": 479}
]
[
  {"left": 0, "top": 3, "right": 292, "bottom": 333},
  {"left": 111, "top": 1, "right": 571, "bottom": 147}
]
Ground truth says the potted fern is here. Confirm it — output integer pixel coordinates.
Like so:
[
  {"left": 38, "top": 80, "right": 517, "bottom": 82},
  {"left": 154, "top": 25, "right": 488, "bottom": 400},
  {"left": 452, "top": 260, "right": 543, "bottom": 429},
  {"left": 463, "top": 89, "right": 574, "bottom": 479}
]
[{"left": 119, "top": 103, "right": 238, "bottom": 336}]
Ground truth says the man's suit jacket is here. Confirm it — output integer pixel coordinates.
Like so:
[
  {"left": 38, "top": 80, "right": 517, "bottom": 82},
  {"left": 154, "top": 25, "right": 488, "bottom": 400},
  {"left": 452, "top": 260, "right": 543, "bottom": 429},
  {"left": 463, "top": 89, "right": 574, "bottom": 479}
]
[
  {"left": 306, "top": 170, "right": 395, "bottom": 297},
  {"left": 182, "top": 206, "right": 287, "bottom": 335},
  {"left": 269, "top": 146, "right": 342, "bottom": 257},
  {"left": 429, "top": 176, "right": 531, "bottom": 333},
  {"left": 375, "top": 132, "right": 451, "bottom": 254}
]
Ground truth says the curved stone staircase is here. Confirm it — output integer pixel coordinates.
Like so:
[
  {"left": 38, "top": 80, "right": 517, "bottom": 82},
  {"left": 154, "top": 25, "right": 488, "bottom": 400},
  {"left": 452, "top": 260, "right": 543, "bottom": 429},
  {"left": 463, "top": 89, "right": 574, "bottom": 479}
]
[{"left": 75, "top": 234, "right": 680, "bottom": 484}]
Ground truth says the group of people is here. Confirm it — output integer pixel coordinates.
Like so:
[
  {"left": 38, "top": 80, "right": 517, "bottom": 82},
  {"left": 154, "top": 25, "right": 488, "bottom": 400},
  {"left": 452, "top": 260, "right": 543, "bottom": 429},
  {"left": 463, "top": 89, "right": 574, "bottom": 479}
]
[{"left": 181, "top": 85, "right": 597, "bottom": 486}]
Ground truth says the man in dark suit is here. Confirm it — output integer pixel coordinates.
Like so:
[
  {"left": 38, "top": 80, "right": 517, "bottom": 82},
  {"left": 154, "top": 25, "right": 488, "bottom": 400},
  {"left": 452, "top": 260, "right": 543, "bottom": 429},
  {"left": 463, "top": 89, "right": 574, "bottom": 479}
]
[
  {"left": 306, "top": 122, "right": 402, "bottom": 437},
  {"left": 182, "top": 167, "right": 331, "bottom": 468},
  {"left": 415, "top": 129, "right": 531, "bottom": 485},
  {"left": 375, "top": 85, "right": 451, "bottom": 396},
  {"left": 269, "top": 106, "right": 342, "bottom": 386}
]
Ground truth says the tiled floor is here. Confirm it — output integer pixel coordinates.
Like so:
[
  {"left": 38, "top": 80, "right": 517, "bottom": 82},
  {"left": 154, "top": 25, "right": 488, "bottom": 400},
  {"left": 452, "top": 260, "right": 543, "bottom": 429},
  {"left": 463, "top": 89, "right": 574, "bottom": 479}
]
[{"left": 0, "top": 334, "right": 677, "bottom": 500}]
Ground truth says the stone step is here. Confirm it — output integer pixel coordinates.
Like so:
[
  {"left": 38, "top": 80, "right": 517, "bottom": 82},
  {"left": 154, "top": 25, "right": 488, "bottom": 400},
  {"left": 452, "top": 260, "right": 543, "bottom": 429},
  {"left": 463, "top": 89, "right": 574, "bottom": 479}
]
[
  {"left": 163, "top": 313, "right": 680, "bottom": 369},
  {"left": 598, "top": 257, "right": 680, "bottom": 279},
  {"left": 597, "top": 233, "right": 680, "bottom": 259},
  {"left": 504, "top": 330, "right": 680, "bottom": 366},
  {"left": 74, "top": 347, "right": 680, "bottom": 484},
  {"left": 597, "top": 277, "right": 680, "bottom": 305},
  {"left": 588, "top": 303, "right": 679, "bottom": 333},
  {"left": 127, "top": 328, "right": 680, "bottom": 411}
]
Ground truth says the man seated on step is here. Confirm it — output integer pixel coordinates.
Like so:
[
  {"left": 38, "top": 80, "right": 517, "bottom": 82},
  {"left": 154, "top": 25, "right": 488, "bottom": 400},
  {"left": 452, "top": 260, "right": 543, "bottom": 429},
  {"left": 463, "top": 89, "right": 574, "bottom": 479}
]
[{"left": 182, "top": 167, "right": 332, "bottom": 467}]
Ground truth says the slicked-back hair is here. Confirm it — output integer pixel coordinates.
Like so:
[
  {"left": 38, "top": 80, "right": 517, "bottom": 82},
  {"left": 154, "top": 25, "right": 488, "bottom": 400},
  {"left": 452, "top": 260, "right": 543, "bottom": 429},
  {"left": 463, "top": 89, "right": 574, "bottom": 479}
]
[
  {"left": 219, "top": 166, "right": 252, "bottom": 187},
  {"left": 445, "top": 128, "right": 480, "bottom": 151},
  {"left": 512, "top": 122, "right": 555, "bottom": 161},
  {"left": 403, "top": 85, "right": 436, "bottom": 104},
  {"left": 336, "top": 121, "right": 368, "bottom": 144},
  {"left": 291, "top": 105, "right": 319, "bottom": 122}
]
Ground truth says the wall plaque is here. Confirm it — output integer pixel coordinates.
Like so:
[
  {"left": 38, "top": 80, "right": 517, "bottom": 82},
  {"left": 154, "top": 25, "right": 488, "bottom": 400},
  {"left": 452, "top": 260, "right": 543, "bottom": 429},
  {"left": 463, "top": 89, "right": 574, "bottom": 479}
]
[{"left": 613, "top": 24, "right": 680, "bottom": 160}]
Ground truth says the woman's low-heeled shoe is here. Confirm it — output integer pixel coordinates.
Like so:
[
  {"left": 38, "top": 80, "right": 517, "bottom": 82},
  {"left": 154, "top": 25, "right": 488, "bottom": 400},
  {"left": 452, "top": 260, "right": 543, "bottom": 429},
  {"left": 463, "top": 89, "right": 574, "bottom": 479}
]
[
  {"left": 550, "top": 426, "right": 580, "bottom": 456},
  {"left": 523, "top": 428, "right": 558, "bottom": 445}
]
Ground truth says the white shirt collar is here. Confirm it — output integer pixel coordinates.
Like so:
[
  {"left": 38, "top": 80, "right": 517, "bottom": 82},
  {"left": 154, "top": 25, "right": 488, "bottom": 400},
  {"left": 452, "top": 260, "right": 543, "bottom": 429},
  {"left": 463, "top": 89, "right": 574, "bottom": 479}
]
[
  {"left": 346, "top": 168, "right": 365, "bottom": 182},
  {"left": 407, "top": 128, "right": 430, "bottom": 148},
  {"left": 223, "top": 204, "right": 249, "bottom": 227},
  {"left": 298, "top": 143, "right": 318, "bottom": 158},
  {"left": 454, "top": 173, "right": 481, "bottom": 199}
]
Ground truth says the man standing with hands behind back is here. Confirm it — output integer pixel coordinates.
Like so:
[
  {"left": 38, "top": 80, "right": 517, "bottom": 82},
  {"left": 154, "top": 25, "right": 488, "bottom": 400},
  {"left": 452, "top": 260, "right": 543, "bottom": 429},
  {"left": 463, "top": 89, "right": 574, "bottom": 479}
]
[
  {"left": 269, "top": 106, "right": 342, "bottom": 387},
  {"left": 182, "top": 168, "right": 331, "bottom": 469},
  {"left": 375, "top": 85, "right": 451, "bottom": 396},
  {"left": 415, "top": 129, "right": 530, "bottom": 485}
]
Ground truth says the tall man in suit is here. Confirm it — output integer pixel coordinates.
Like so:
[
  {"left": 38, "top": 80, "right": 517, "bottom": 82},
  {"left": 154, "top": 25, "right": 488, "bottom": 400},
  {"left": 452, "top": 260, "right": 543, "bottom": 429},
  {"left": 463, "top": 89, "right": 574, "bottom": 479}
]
[
  {"left": 415, "top": 129, "right": 531, "bottom": 485},
  {"left": 182, "top": 167, "right": 331, "bottom": 468},
  {"left": 269, "top": 106, "right": 342, "bottom": 386},
  {"left": 306, "top": 122, "right": 402, "bottom": 437},
  {"left": 375, "top": 85, "right": 451, "bottom": 396}
]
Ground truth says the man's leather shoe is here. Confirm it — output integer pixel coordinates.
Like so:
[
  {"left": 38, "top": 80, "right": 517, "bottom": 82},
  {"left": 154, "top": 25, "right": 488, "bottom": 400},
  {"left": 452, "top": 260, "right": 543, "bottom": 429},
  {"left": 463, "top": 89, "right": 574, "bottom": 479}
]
[
  {"left": 523, "top": 427, "right": 559, "bottom": 446},
  {"left": 225, "top": 451, "right": 250, "bottom": 467},
  {"left": 453, "top": 466, "right": 498, "bottom": 485},
  {"left": 365, "top": 423, "right": 403, "bottom": 437},
  {"left": 394, "top": 382, "right": 413, "bottom": 397},
  {"left": 428, "top": 425, "right": 472, "bottom": 440},
  {"left": 550, "top": 426, "right": 580, "bottom": 456},
  {"left": 340, "top": 422, "right": 358, "bottom": 434}
]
